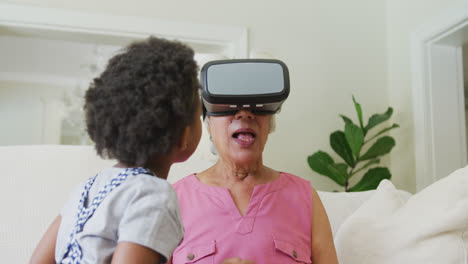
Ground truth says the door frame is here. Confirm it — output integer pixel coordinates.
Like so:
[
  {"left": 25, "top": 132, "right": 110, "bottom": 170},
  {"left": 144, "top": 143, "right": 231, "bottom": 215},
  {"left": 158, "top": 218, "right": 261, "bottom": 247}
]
[
  {"left": 411, "top": 2, "right": 468, "bottom": 191},
  {"left": 0, "top": 3, "right": 248, "bottom": 58},
  {"left": 0, "top": 3, "right": 248, "bottom": 146}
]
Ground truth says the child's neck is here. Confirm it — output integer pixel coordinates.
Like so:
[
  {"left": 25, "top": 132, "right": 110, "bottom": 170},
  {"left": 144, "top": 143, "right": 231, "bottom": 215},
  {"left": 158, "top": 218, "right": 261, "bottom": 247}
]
[
  {"left": 114, "top": 160, "right": 171, "bottom": 180},
  {"left": 147, "top": 163, "right": 171, "bottom": 180}
]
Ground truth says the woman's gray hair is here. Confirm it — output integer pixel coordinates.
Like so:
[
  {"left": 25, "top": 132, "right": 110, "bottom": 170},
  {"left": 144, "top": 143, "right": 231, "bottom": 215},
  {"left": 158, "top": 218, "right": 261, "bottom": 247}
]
[{"left": 205, "top": 114, "right": 276, "bottom": 155}]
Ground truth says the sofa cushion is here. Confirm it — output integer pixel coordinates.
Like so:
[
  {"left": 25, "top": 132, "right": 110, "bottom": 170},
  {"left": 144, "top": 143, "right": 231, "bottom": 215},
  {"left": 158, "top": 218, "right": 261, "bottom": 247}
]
[
  {"left": 318, "top": 189, "right": 411, "bottom": 237},
  {"left": 334, "top": 166, "right": 468, "bottom": 264}
]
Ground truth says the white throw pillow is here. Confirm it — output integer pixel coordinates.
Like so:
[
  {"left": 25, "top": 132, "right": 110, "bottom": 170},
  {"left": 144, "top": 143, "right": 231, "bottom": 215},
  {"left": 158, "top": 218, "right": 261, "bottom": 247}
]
[
  {"left": 334, "top": 166, "right": 468, "bottom": 264},
  {"left": 318, "top": 189, "right": 412, "bottom": 237}
]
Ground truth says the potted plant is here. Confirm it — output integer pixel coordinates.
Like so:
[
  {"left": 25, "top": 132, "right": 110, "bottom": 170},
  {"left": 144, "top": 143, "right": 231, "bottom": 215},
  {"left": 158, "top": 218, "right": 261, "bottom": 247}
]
[{"left": 307, "top": 96, "right": 399, "bottom": 192}]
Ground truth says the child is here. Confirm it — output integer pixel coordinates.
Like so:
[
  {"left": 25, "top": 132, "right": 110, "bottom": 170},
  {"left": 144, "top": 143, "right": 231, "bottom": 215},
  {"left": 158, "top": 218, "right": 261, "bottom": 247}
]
[{"left": 30, "top": 36, "right": 202, "bottom": 264}]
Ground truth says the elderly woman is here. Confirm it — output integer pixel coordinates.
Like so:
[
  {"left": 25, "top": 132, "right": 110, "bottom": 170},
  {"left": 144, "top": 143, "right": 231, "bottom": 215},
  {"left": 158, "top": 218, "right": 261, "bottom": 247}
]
[{"left": 171, "top": 60, "right": 338, "bottom": 264}]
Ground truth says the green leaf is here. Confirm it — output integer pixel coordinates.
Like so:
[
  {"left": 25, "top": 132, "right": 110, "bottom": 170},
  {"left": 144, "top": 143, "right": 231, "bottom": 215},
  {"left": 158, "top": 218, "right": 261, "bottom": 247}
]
[
  {"left": 335, "top": 163, "right": 350, "bottom": 179},
  {"left": 307, "top": 151, "right": 346, "bottom": 186},
  {"left": 345, "top": 123, "right": 364, "bottom": 158},
  {"left": 351, "top": 158, "right": 380, "bottom": 176},
  {"left": 307, "top": 151, "right": 334, "bottom": 176},
  {"left": 364, "top": 123, "right": 399, "bottom": 144},
  {"left": 353, "top": 96, "right": 364, "bottom": 130},
  {"left": 365, "top": 107, "right": 394, "bottom": 133},
  {"left": 326, "top": 163, "right": 348, "bottom": 185},
  {"left": 348, "top": 167, "right": 391, "bottom": 192},
  {"left": 360, "top": 136, "right": 396, "bottom": 161},
  {"left": 340, "top": 115, "right": 354, "bottom": 125},
  {"left": 330, "top": 131, "right": 355, "bottom": 167}
]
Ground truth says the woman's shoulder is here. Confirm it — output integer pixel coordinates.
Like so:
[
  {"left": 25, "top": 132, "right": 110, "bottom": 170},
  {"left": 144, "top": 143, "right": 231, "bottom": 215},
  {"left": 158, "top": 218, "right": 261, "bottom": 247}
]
[
  {"left": 280, "top": 172, "right": 312, "bottom": 186},
  {"left": 172, "top": 173, "right": 197, "bottom": 190}
]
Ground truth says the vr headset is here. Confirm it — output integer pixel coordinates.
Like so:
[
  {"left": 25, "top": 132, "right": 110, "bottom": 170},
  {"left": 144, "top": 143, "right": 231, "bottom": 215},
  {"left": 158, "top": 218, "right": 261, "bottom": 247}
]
[{"left": 200, "top": 59, "right": 290, "bottom": 118}]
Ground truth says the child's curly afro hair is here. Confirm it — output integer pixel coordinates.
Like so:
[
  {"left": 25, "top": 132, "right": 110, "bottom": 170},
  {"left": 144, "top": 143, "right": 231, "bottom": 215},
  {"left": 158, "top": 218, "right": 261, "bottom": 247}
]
[{"left": 84, "top": 37, "right": 200, "bottom": 166}]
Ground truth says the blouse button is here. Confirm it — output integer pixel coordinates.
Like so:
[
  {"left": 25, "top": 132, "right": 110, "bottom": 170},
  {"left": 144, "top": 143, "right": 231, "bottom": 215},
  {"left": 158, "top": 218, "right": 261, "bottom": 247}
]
[
  {"left": 187, "top": 253, "right": 195, "bottom": 261},
  {"left": 293, "top": 250, "right": 298, "bottom": 259}
]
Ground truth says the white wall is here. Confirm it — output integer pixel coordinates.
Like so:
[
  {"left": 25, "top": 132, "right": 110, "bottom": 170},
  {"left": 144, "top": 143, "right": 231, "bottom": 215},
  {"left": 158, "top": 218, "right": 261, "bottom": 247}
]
[
  {"left": 386, "top": 0, "right": 462, "bottom": 193},
  {"left": 0, "top": 81, "right": 65, "bottom": 145},
  {"left": 4, "top": 0, "right": 389, "bottom": 191}
]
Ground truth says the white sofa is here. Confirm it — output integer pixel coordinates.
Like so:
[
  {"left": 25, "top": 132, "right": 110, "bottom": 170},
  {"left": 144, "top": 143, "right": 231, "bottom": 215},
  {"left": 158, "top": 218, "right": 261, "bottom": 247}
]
[{"left": 1, "top": 145, "right": 466, "bottom": 263}]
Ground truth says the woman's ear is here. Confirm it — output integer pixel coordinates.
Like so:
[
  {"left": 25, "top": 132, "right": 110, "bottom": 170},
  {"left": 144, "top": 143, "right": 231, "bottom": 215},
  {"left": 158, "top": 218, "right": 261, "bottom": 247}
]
[
  {"left": 204, "top": 117, "right": 218, "bottom": 155},
  {"left": 204, "top": 116, "right": 212, "bottom": 135}
]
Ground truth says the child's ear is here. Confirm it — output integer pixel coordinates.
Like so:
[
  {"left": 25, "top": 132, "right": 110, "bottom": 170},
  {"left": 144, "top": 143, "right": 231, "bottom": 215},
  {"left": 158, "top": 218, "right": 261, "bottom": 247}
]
[
  {"left": 174, "top": 125, "right": 193, "bottom": 163},
  {"left": 178, "top": 125, "right": 190, "bottom": 152}
]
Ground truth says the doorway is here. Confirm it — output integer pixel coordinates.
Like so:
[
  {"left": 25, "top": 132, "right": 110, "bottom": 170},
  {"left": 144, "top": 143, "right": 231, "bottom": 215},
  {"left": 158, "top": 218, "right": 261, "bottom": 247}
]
[
  {"left": 412, "top": 2, "right": 468, "bottom": 191},
  {"left": 0, "top": 3, "right": 246, "bottom": 162}
]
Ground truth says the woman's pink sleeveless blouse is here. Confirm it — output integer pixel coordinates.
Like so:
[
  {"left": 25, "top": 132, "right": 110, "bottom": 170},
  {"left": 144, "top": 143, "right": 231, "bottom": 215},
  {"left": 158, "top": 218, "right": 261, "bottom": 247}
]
[{"left": 171, "top": 172, "right": 313, "bottom": 263}]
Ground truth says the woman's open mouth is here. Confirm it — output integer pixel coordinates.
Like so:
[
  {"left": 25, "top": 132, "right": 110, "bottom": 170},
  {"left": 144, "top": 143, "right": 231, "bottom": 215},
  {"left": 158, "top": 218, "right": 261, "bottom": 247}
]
[{"left": 232, "top": 129, "right": 256, "bottom": 146}]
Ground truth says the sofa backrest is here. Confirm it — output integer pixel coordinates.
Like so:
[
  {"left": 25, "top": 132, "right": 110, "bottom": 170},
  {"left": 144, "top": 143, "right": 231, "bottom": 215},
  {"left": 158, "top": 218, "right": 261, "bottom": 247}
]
[
  {"left": 0, "top": 145, "right": 215, "bottom": 263},
  {"left": 0, "top": 145, "right": 409, "bottom": 263},
  {"left": 0, "top": 145, "right": 113, "bottom": 263}
]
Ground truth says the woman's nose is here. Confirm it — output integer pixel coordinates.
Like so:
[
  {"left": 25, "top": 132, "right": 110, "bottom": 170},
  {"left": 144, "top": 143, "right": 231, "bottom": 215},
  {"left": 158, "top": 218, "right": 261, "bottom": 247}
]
[{"left": 234, "top": 109, "right": 254, "bottom": 120}]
